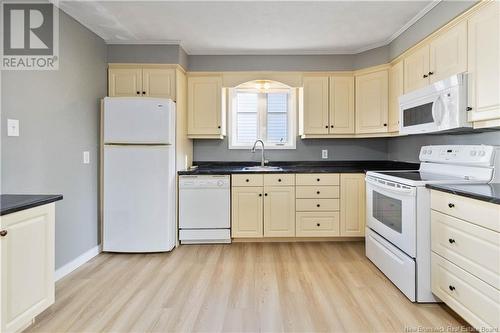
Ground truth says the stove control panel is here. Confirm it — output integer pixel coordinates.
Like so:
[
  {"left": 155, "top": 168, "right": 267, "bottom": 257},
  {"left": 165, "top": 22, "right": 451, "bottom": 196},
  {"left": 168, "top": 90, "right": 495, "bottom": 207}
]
[{"left": 419, "top": 145, "right": 498, "bottom": 166}]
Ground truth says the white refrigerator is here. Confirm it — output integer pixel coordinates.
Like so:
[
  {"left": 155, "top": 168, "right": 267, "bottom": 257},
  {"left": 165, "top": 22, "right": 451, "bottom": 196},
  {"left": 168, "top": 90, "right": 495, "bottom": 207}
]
[{"left": 102, "top": 97, "right": 176, "bottom": 252}]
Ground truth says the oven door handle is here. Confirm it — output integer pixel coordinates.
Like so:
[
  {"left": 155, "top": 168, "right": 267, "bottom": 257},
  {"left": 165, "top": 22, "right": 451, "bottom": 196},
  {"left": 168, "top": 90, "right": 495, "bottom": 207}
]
[{"left": 366, "top": 177, "right": 415, "bottom": 196}]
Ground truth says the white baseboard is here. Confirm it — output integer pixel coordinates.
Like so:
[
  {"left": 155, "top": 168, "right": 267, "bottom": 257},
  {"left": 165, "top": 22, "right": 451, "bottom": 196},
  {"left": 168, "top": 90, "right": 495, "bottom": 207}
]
[{"left": 55, "top": 244, "right": 102, "bottom": 281}]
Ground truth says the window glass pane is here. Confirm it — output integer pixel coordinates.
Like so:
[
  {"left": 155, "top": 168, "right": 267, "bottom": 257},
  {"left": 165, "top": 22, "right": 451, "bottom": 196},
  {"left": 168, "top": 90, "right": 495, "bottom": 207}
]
[
  {"left": 236, "top": 92, "right": 258, "bottom": 143},
  {"left": 267, "top": 93, "right": 288, "bottom": 143}
]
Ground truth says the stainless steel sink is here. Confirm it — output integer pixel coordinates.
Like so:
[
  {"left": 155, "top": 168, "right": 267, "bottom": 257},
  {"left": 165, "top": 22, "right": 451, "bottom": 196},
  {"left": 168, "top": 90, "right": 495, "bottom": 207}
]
[{"left": 241, "top": 166, "right": 283, "bottom": 172}]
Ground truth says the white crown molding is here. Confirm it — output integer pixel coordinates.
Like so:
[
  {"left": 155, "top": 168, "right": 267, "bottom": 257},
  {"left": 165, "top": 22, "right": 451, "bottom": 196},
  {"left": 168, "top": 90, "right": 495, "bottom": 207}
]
[{"left": 106, "top": 40, "right": 182, "bottom": 45}]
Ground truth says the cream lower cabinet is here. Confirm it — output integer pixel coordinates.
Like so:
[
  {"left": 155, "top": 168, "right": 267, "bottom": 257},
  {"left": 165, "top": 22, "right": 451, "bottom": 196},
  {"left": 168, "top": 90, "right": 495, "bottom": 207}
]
[
  {"left": 467, "top": 2, "right": 500, "bottom": 127},
  {"left": 231, "top": 186, "right": 264, "bottom": 238},
  {"left": 1, "top": 204, "right": 55, "bottom": 333},
  {"left": 430, "top": 190, "right": 500, "bottom": 330},
  {"left": 232, "top": 173, "right": 366, "bottom": 239},
  {"left": 355, "top": 69, "right": 389, "bottom": 134},
  {"left": 340, "top": 174, "right": 365, "bottom": 237},
  {"left": 232, "top": 174, "right": 295, "bottom": 238},
  {"left": 108, "top": 65, "right": 176, "bottom": 99},
  {"left": 264, "top": 186, "right": 296, "bottom": 237}
]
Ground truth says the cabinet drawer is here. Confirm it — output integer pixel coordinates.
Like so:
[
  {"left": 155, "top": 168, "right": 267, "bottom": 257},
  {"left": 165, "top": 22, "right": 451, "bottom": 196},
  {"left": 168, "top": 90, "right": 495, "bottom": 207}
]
[
  {"left": 296, "top": 199, "right": 339, "bottom": 211},
  {"left": 264, "top": 174, "right": 295, "bottom": 186},
  {"left": 296, "top": 173, "right": 340, "bottom": 186},
  {"left": 431, "top": 190, "right": 500, "bottom": 232},
  {"left": 296, "top": 212, "right": 340, "bottom": 237},
  {"left": 432, "top": 253, "right": 500, "bottom": 330},
  {"left": 232, "top": 174, "right": 264, "bottom": 187},
  {"left": 296, "top": 186, "right": 340, "bottom": 199},
  {"left": 431, "top": 210, "right": 500, "bottom": 289}
]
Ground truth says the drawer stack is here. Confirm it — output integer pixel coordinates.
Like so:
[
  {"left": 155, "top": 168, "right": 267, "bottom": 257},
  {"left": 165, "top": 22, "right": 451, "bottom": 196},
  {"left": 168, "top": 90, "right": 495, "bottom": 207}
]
[
  {"left": 295, "top": 174, "right": 340, "bottom": 237},
  {"left": 430, "top": 190, "right": 500, "bottom": 330}
]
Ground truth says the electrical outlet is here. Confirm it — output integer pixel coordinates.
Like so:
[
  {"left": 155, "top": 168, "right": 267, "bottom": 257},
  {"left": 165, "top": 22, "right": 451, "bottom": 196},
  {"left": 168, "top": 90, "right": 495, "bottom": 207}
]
[
  {"left": 7, "top": 119, "right": 19, "bottom": 136},
  {"left": 83, "top": 151, "right": 90, "bottom": 164},
  {"left": 322, "top": 149, "right": 328, "bottom": 159}
]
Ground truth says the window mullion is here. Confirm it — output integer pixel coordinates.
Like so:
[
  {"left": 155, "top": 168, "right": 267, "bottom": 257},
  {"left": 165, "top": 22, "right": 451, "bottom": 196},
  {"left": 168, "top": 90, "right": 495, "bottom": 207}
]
[{"left": 259, "top": 92, "right": 267, "bottom": 142}]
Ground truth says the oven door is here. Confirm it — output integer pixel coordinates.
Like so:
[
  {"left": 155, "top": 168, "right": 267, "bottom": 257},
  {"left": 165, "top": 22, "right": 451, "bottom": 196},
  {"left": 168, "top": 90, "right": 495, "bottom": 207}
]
[{"left": 366, "top": 176, "right": 417, "bottom": 257}]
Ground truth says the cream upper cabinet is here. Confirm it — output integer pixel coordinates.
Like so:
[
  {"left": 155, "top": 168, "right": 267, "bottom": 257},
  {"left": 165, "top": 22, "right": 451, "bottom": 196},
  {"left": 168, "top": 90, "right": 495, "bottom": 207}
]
[
  {"left": 340, "top": 174, "right": 366, "bottom": 237},
  {"left": 142, "top": 68, "right": 176, "bottom": 99},
  {"left": 388, "top": 61, "right": 404, "bottom": 133},
  {"left": 108, "top": 66, "right": 176, "bottom": 100},
  {"left": 1, "top": 204, "right": 55, "bottom": 333},
  {"left": 355, "top": 69, "right": 389, "bottom": 134},
  {"left": 187, "top": 75, "right": 224, "bottom": 138},
  {"left": 467, "top": 2, "right": 500, "bottom": 124},
  {"left": 329, "top": 76, "right": 355, "bottom": 134},
  {"left": 231, "top": 187, "right": 264, "bottom": 238},
  {"left": 302, "top": 76, "right": 330, "bottom": 134},
  {"left": 429, "top": 21, "right": 468, "bottom": 83},
  {"left": 264, "top": 186, "right": 296, "bottom": 237},
  {"left": 108, "top": 68, "right": 142, "bottom": 97},
  {"left": 404, "top": 45, "right": 430, "bottom": 93}
]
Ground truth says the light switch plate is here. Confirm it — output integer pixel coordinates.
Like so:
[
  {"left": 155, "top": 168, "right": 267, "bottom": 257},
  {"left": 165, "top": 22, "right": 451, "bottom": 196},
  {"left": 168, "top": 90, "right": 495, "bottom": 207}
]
[
  {"left": 322, "top": 149, "right": 328, "bottom": 159},
  {"left": 83, "top": 151, "right": 90, "bottom": 164},
  {"left": 7, "top": 119, "right": 19, "bottom": 136}
]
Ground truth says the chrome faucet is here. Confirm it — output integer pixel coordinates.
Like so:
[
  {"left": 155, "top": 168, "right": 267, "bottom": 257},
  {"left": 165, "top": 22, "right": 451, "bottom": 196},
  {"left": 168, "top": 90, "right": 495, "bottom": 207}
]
[{"left": 251, "top": 139, "right": 267, "bottom": 167}]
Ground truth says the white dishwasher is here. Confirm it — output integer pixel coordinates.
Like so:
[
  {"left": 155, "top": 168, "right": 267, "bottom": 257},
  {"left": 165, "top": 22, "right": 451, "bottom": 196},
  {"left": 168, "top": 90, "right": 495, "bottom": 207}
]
[{"left": 179, "top": 175, "right": 231, "bottom": 244}]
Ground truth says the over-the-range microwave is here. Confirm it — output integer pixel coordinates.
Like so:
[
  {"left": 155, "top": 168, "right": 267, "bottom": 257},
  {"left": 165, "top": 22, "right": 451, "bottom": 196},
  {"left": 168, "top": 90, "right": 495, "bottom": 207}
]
[{"left": 399, "top": 73, "right": 472, "bottom": 135}]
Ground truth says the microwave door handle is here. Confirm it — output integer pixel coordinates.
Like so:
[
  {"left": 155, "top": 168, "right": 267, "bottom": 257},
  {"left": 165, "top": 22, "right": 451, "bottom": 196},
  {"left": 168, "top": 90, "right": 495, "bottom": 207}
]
[
  {"left": 431, "top": 95, "right": 444, "bottom": 126},
  {"left": 366, "top": 177, "right": 414, "bottom": 195}
]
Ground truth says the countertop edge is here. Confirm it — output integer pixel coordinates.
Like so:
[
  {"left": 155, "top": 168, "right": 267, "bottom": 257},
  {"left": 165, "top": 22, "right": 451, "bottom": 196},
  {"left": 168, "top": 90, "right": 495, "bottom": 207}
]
[
  {"left": 1, "top": 195, "right": 64, "bottom": 216},
  {"left": 426, "top": 184, "right": 500, "bottom": 205}
]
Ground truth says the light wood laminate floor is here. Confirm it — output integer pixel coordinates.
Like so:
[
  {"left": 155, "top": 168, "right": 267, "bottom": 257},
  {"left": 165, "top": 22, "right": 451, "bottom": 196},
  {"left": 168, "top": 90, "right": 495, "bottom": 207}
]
[{"left": 27, "top": 242, "right": 465, "bottom": 333}]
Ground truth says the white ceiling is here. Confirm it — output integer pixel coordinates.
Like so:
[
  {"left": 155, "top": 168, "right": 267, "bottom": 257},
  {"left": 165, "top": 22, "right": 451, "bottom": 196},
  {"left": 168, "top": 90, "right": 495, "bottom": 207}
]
[{"left": 59, "top": 1, "right": 438, "bottom": 55}]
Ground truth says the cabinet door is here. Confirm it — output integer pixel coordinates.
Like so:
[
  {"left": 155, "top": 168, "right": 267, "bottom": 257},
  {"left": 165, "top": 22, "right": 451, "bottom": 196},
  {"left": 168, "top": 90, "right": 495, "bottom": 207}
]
[
  {"left": 263, "top": 186, "right": 295, "bottom": 237},
  {"left": 355, "top": 70, "right": 389, "bottom": 134},
  {"left": 429, "top": 21, "right": 467, "bottom": 83},
  {"left": 329, "top": 76, "right": 355, "bottom": 134},
  {"left": 187, "top": 76, "right": 223, "bottom": 136},
  {"left": 467, "top": 2, "right": 500, "bottom": 123},
  {"left": 404, "top": 45, "right": 430, "bottom": 93},
  {"left": 1, "top": 204, "right": 55, "bottom": 333},
  {"left": 108, "top": 68, "right": 142, "bottom": 97},
  {"left": 340, "top": 174, "right": 365, "bottom": 237},
  {"left": 143, "top": 68, "right": 176, "bottom": 100},
  {"left": 232, "top": 187, "right": 263, "bottom": 238},
  {"left": 388, "top": 61, "right": 404, "bottom": 133},
  {"left": 302, "top": 76, "right": 330, "bottom": 134}
]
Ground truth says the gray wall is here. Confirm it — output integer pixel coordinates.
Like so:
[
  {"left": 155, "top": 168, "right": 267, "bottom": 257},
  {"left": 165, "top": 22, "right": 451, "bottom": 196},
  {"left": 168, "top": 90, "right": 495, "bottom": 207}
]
[
  {"left": 193, "top": 138, "right": 388, "bottom": 162},
  {"left": 107, "top": 44, "right": 182, "bottom": 64},
  {"left": 1, "top": 12, "right": 107, "bottom": 269},
  {"left": 388, "top": 131, "right": 500, "bottom": 162}
]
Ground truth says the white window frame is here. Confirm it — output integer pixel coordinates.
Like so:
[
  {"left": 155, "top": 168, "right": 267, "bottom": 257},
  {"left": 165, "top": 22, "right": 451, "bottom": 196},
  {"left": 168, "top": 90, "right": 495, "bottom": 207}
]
[{"left": 228, "top": 87, "right": 297, "bottom": 150}]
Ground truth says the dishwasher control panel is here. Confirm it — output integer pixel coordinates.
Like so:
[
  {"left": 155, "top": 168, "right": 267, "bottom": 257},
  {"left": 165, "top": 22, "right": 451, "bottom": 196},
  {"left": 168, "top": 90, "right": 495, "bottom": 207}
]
[{"left": 179, "top": 175, "right": 230, "bottom": 189}]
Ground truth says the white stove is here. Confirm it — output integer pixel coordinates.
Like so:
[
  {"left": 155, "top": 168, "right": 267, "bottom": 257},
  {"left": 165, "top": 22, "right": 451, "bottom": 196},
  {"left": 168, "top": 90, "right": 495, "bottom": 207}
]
[{"left": 364, "top": 145, "right": 500, "bottom": 302}]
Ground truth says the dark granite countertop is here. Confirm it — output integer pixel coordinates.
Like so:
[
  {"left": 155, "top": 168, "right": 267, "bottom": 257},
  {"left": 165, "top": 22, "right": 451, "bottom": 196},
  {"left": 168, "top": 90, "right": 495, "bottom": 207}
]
[
  {"left": 1, "top": 194, "right": 63, "bottom": 216},
  {"left": 426, "top": 184, "right": 500, "bottom": 205},
  {"left": 178, "top": 160, "right": 420, "bottom": 175}
]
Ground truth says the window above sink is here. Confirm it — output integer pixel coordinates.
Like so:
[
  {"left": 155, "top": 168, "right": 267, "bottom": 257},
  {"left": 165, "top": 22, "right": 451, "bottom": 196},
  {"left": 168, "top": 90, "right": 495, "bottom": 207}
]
[{"left": 228, "top": 80, "right": 297, "bottom": 150}]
